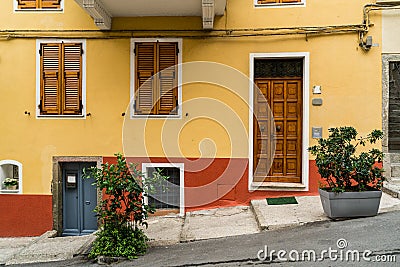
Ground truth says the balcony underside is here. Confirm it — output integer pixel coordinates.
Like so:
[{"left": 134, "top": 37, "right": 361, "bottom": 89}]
[{"left": 75, "top": 0, "right": 226, "bottom": 30}]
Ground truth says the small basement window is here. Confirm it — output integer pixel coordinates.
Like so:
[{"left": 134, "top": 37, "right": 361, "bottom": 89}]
[
  {"left": 143, "top": 164, "right": 184, "bottom": 216},
  {"left": 0, "top": 160, "right": 22, "bottom": 194}
]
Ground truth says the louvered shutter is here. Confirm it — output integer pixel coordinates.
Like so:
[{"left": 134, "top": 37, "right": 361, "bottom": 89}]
[
  {"left": 157, "top": 43, "right": 178, "bottom": 115},
  {"left": 18, "top": 0, "right": 61, "bottom": 9},
  {"left": 135, "top": 43, "right": 156, "bottom": 114},
  {"left": 257, "top": 0, "right": 301, "bottom": 3},
  {"left": 40, "top": 0, "right": 61, "bottom": 9},
  {"left": 281, "top": 0, "right": 301, "bottom": 3},
  {"left": 40, "top": 43, "right": 61, "bottom": 115},
  {"left": 62, "top": 43, "right": 82, "bottom": 115},
  {"left": 17, "top": 0, "right": 38, "bottom": 9}
]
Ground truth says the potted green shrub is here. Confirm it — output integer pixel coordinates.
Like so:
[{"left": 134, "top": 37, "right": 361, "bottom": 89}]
[
  {"left": 3, "top": 177, "right": 18, "bottom": 190},
  {"left": 308, "top": 126, "right": 385, "bottom": 218}
]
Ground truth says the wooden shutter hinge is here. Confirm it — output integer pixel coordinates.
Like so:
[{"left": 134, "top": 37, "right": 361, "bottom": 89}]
[
  {"left": 80, "top": 100, "right": 83, "bottom": 111},
  {"left": 133, "top": 48, "right": 136, "bottom": 55},
  {"left": 81, "top": 48, "right": 84, "bottom": 55},
  {"left": 38, "top": 100, "right": 42, "bottom": 110},
  {"left": 39, "top": 48, "right": 42, "bottom": 56}
]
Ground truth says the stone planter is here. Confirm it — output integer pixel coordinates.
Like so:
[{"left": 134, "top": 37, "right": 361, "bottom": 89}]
[{"left": 319, "top": 188, "right": 382, "bottom": 219}]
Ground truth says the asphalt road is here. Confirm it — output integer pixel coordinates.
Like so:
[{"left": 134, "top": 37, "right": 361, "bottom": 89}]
[{"left": 23, "top": 210, "right": 400, "bottom": 266}]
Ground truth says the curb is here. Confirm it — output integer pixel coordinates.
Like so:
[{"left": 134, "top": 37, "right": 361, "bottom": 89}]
[
  {"left": 250, "top": 200, "right": 268, "bottom": 231},
  {"left": 383, "top": 185, "right": 400, "bottom": 199},
  {"left": 74, "top": 232, "right": 97, "bottom": 256},
  {"left": 5, "top": 230, "right": 57, "bottom": 265}
]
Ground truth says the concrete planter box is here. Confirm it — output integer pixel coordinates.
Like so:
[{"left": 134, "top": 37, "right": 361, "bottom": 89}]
[{"left": 319, "top": 188, "right": 382, "bottom": 219}]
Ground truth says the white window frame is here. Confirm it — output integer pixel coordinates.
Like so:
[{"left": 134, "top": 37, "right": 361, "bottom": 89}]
[
  {"left": 248, "top": 52, "right": 310, "bottom": 192},
  {"left": 0, "top": 160, "right": 23, "bottom": 194},
  {"left": 142, "top": 163, "right": 185, "bottom": 216},
  {"left": 36, "top": 39, "right": 87, "bottom": 119},
  {"left": 254, "top": 0, "right": 305, "bottom": 8},
  {"left": 14, "top": 0, "right": 64, "bottom": 12},
  {"left": 130, "top": 38, "right": 183, "bottom": 119}
]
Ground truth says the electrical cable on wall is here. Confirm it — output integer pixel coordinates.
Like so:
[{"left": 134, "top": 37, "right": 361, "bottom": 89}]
[{"left": 0, "top": 3, "right": 399, "bottom": 47}]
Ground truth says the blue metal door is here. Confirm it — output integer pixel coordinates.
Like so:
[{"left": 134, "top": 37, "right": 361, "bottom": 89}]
[{"left": 62, "top": 162, "right": 97, "bottom": 236}]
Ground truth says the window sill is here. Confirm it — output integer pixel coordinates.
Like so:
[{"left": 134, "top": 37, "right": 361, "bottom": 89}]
[
  {"left": 15, "top": 9, "right": 63, "bottom": 13},
  {"left": 251, "top": 181, "right": 307, "bottom": 191},
  {"left": 36, "top": 114, "right": 85, "bottom": 119},
  {"left": 131, "top": 114, "right": 181, "bottom": 119},
  {"left": 0, "top": 189, "right": 20, "bottom": 194},
  {"left": 254, "top": 3, "right": 305, "bottom": 8}
]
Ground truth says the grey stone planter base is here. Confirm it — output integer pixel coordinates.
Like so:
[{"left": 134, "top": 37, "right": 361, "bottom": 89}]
[{"left": 319, "top": 188, "right": 382, "bottom": 219}]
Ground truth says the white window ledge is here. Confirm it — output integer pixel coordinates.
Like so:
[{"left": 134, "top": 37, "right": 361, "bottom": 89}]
[
  {"left": 254, "top": 1, "right": 305, "bottom": 8},
  {"left": 0, "top": 189, "right": 19, "bottom": 194},
  {"left": 251, "top": 182, "right": 307, "bottom": 191}
]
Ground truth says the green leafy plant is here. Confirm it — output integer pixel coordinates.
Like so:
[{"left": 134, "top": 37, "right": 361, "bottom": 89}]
[
  {"left": 83, "top": 153, "right": 168, "bottom": 260},
  {"left": 3, "top": 177, "right": 18, "bottom": 186},
  {"left": 308, "top": 126, "right": 385, "bottom": 193}
]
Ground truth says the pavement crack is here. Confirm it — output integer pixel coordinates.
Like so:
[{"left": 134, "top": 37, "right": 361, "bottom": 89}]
[
  {"left": 370, "top": 250, "right": 400, "bottom": 257},
  {"left": 167, "top": 257, "right": 266, "bottom": 266}
]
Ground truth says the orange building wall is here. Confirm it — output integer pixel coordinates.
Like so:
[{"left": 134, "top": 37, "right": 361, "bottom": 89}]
[
  {"left": 104, "top": 157, "right": 321, "bottom": 212},
  {"left": 0, "top": 195, "right": 52, "bottom": 237}
]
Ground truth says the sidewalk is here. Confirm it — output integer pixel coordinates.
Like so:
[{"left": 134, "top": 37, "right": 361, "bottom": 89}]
[{"left": 1, "top": 192, "right": 400, "bottom": 265}]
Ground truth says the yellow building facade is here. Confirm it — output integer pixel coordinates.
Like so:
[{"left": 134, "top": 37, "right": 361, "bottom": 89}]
[{"left": 0, "top": 0, "right": 384, "bottom": 236}]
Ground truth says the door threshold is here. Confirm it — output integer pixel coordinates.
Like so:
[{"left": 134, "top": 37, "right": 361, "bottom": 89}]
[{"left": 251, "top": 181, "right": 307, "bottom": 191}]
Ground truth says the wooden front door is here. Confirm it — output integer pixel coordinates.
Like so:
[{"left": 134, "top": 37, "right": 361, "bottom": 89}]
[{"left": 254, "top": 78, "right": 302, "bottom": 183}]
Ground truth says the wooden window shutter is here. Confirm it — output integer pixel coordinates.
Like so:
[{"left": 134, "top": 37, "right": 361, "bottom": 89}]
[
  {"left": 40, "top": 43, "right": 61, "bottom": 115},
  {"left": 18, "top": 0, "right": 61, "bottom": 9},
  {"left": 62, "top": 43, "right": 82, "bottom": 115},
  {"left": 281, "top": 0, "right": 301, "bottom": 3},
  {"left": 257, "top": 0, "right": 300, "bottom": 4},
  {"left": 157, "top": 43, "right": 178, "bottom": 115},
  {"left": 40, "top": 0, "right": 61, "bottom": 9},
  {"left": 17, "top": 0, "right": 38, "bottom": 9},
  {"left": 135, "top": 43, "right": 156, "bottom": 114}
]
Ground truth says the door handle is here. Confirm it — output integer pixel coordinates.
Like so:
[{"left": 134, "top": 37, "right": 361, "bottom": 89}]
[
  {"left": 276, "top": 125, "right": 281, "bottom": 132},
  {"left": 85, "top": 201, "right": 90, "bottom": 205}
]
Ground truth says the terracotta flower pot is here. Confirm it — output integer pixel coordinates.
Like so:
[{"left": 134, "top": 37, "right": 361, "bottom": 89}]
[{"left": 5, "top": 185, "right": 17, "bottom": 190}]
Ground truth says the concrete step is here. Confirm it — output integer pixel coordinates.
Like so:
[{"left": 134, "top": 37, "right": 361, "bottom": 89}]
[
  {"left": 389, "top": 153, "right": 400, "bottom": 163},
  {"left": 180, "top": 206, "right": 259, "bottom": 242},
  {"left": 386, "top": 177, "right": 400, "bottom": 185},
  {"left": 390, "top": 165, "right": 400, "bottom": 178},
  {"left": 383, "top": 182, "right": 400, "bottom": 198},
  {"left": 250, "top": 196, "right": 329, "bottom": 231},
  {"left": 5, "top": 231, "right": 95, "bottom": 265}
]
